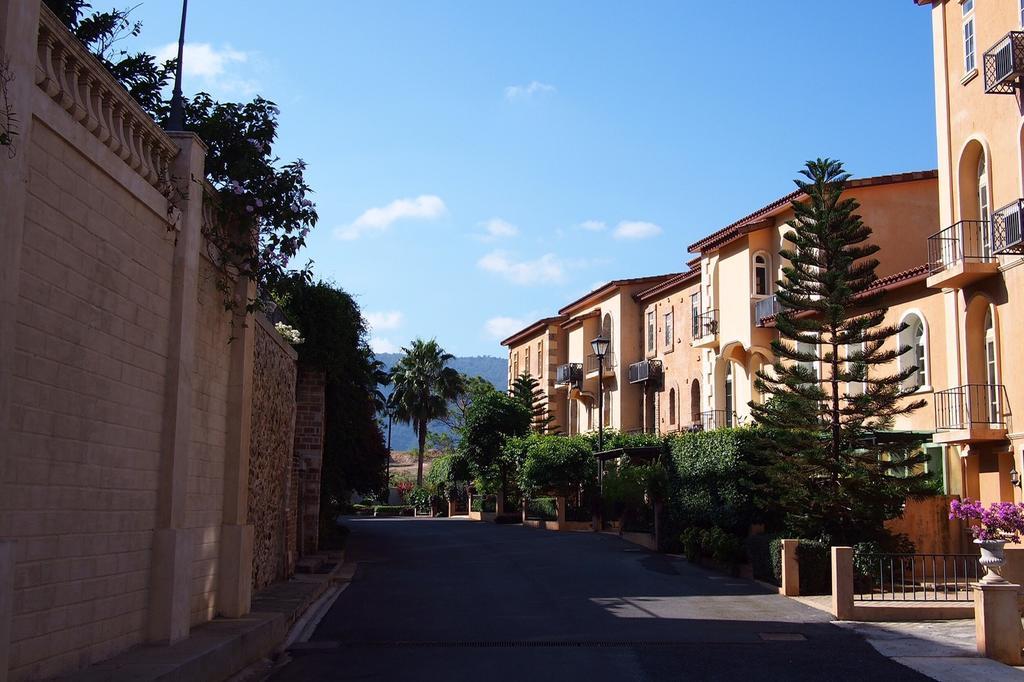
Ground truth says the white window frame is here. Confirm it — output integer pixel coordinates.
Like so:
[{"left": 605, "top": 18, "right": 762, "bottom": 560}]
[
  {"left": 537, "top": 341, "right": 543, "bottom": 378},
  {"left": 899, "top": 311, "right": 931, "bottom": 392},
  {"left": 647, "top": 310, "right": 656, "bottom": 353},
  {"left": 796, "top": 338, "right": 819, "bottom": 382},
  {"left": 690, "top": 293, "right": 701, "bottom": 338},
  {"left": 752, "top": 251, "right": 771, "bottom": 297},
  {"left": 664, "top": 308, "right": 674, "bottom": 350},
  {"left": 963, "top": 0, "right": 976, "bottom": 75}
]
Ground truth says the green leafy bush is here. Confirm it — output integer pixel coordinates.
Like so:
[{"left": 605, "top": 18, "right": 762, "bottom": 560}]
[
  {"left": 372, "top": 505, "right": 414, "bottom": 517},
  {"left": 516, "top": 434, "right": 597, "bottom": 497},
  {"left": 795, "top": 540, "right": 832, "bottom": 595},
  {"left": 525, "top": 497, "right": 558, "bottom": 521},
  {"left": 679, "top": 527, "right": 746, "bottom": 565},
  {"left": 426, "top": 453, "right": 471, "bottom": 501},
  {"left": 408, "top": 487, "right": 432, "bottom": 514},
  {"left": 745, "top": 533, "right": 784, "bottom": 585}
]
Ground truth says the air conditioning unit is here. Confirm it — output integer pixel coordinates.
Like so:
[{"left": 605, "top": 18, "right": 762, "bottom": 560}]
[
  {"left": 628, "top": 360, "right": 662, "bottom": 384},
  {"left": 984, "top": 32, "right": 1024, "bottom": 94},
  {"left": 994, "top": 199, "right": 1024, "bottom": 255}
]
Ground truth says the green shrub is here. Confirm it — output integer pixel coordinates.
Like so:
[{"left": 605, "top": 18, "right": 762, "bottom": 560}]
[
  {"left": 516, "top": 434, "right": 596, "bottom": 497},
  {"left": 372, "top": 505, "right": 414, "bottom": 517},
  {"left": 525, "top": 497, "right": 558, "bottom": 521},
  {"left": 680, "top": 527, "right": 703, "bottom": 562},
  {"left": 702, "top": 527, "right": 744, "bottom": 564},
  {"left": 408, "top": 487, "right": 432, "bottom": 514},
  {"left": 745, "top": 533, "right": 784, "bottom": 585},
  {"left": 796, "top": 540, "right": 831, "bottom": 595},
  {"left": 426, "top": 453, "right": 471, "bottom": 501}
]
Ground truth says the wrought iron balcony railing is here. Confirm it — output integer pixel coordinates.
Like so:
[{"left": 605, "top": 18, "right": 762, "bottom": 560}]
[
  {"left": 628, "top": 359, "right": 662, "bottom": 384},
  {"left": 992, "top": 199, "right": 1024, "bottom": 255},
  {"left": 934, "top": 384, "right": 1008, "bottom": 431},
  {"left": 926, "top": 221, "right": 994, "bottom": 274},
  {"left": 585, "top": 352, "right": 615, "bottom": 374},
  {"left": 698, "top": 409, "right": 735, "bottom": 431},
  {"left": 984, "top": 31, "right": 1024, "bottom": 95},
  {"left": 554, "top": 363, "right": 583, "bottom": 387},
  {"left": 754, "top": 295, "right": 781, "bottom": 327},
  {"left": 693, "top": 309, "right": 719, "bottom": 339}
]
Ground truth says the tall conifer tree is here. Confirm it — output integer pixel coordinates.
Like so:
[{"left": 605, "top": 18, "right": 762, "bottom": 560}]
[
  {"left": 512, "top": 372, "right": 556, "bottom": 433},
  {"left": 751, "top": 159, "right": 931, "bottom": 544}
]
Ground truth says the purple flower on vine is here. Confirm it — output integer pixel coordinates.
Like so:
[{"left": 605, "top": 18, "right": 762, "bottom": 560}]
[{"left": 246, "top": 205, "right": 254, "bottom": 213}]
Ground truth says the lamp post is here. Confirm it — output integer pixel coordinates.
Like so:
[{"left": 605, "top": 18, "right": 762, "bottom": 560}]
[
  {"left": 167, "top": 0, "right": 189, "bottom": 131},
  {"left": 591, "top": 335, "right": 610, "bottom": 451}
]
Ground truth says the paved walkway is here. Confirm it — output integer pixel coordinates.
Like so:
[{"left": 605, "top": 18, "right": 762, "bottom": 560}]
[{"left": 269, "top": 518, "right": 930, "bottom": 681}]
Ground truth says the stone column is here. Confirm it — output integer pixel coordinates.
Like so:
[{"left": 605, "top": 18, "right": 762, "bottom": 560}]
[
  {"left": 294, "top": 364, "right": 325, "bottom": 555},
  {"left": 148, "top": 132, "right": 205, "bottom": 643},
  {"left": 556, "top": 497, "right": 567, "bottom": 530},
  {"left": 830, "top": 546, "right": 854, "bottom": 620},
  {"left": 975, "top": 582, "right": 1024, "bottom": 665},
  {"left": 217, "top": 275, "right": 256, "bottom": 618},
  {"left": 781, "top": 539, "right": 800, "bottom": 597},
  {"left": 0, "top": 3, "right": 40, "bottom": 674}
]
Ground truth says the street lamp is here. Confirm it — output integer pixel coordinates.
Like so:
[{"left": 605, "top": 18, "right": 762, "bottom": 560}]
[{"left": 591, "top": 334, "right": 610, "bottom": 451}]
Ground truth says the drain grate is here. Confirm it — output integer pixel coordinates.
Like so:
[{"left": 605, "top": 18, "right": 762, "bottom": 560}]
[{"left": 291, "top": 637, "right": 808, "bottom": 650}]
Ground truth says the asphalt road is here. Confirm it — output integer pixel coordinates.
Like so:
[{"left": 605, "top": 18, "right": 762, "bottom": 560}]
[{"left": 270, "top": 518, "right": 926, "bottom": 681}]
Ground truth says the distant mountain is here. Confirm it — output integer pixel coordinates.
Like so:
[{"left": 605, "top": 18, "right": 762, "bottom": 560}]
[{"left": 376, "top": 353, "right": 508, "bottom": 452}]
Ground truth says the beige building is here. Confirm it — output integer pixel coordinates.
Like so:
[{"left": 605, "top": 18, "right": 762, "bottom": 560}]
[
  {"left": 633, "top": 269, "right": 703, "bottom": 433},
  {"left": 502, "top": 316, "right": 568, "bottom": 433},
  {"left": 915, "top": 0, "right": 1024, "bottom": 505},
  {"left": 686, "top": 171, "right": 940, "bottom": 430}
]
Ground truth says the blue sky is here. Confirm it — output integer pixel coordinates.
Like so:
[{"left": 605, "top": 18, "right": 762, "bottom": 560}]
[{"left": 121, "top": 1, "right": 936, "bottom": 357}]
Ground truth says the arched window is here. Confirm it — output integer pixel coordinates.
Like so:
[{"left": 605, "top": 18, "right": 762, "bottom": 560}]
[
  {"left": 690, "top": 379, "right": 700, "bottom": 424},
  {"left": 753, "top": 252, "right": 770, "bottom": 297},
  {"left": 985, "top": 308, "right": 999, "bottom": 422},
  {"left": 978, "top": 156, "right": 991, "bottom": 258},
  {"left": 899, "top": 313, "right": 928, "bottom": 389},
  {"left": 602, "top": 312, "right": 614, "bottom": 360},
  {"left": 668, "top": 388, "right": 676, "bottom": 426},
  {"left": 724, "top": 363, "right": 734, "bottom": 427}
]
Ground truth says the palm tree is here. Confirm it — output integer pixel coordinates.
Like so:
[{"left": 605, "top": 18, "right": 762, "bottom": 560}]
[{"left": 390, "top": 339, "right": 464, "bottom": 486}]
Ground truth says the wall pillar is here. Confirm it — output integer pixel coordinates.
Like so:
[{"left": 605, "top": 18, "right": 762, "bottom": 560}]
[
  {"left": 974, "top": 582, "right": 1023, "bottom": 665},
  {"left": 217, "top": 276, "right": 256, "bottom": 618},
  {"left": 0, "top": 3, "right": 39, "bottom": 674},
  {"left": 0, "top": 540, "right": 14, "bottom": 682},
  {"left": 556, "top": 497, "right": 567, "bottom": 530},
  {"left": 830, "top": 546, "right": 854, "bottom": 620},
  {"left": 148, "top": 132, "right": 204, "bottom": 643},
  {"left": 294, "top": 364, "right": 325, "bottom": 555},
  {"left": 781, "top": 539, "right": 800, "bottom": 597}
]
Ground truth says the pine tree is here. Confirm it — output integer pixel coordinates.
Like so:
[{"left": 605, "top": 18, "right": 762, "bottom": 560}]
[
  {"left": 511, "top": 372, "right": 557, "bottom": 433},
  {"left": 751, "top": 159, "right": 931, "bottom": 545}
]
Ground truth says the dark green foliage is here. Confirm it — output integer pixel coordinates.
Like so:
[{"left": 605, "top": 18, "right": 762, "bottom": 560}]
[
  {"left": 679, "top": 527, "right": 745, "bottom": 565},
  {"left": 461, "top": 391, "right": 531, "bottom": 502},
  {"left": 745, "top": 533, "right": 785, "bottom": 585},
  {"left": 276, "top": 278, "right": 388, "bottom": 504},
  {"left": 751, "top": 159, "right": 931, "bottom": 545},
  {"left": 408, "top": 487, "right": 432, "bottom": 515},
  {"left": 425, "top": 453, "right": 471, "bottom": 501},
  {"left": 795, "top": 540, "right": 832, "bottom": 595},
  {"left": 664, "top": 428, "right": 769, "bottom": 536},
  {"left": 371, "top": 506, "right": 414, "bottom": 517},
  {"left": 516, "top": 434, "right": 597, "bottom": 497},
  {"left": 525, "top": 497, "right": 558, "bottom": 521},
  {"left": 511, "top": 372, "right": 556, "bottom": 433}
]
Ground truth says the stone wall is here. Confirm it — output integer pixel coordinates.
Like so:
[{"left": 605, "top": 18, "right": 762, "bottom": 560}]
[
  {"left": 248, "top": 316, "right": 297, "bottom": 591},
  {"left": 0, "top": 3, "right": 322, "bottom": 678}
]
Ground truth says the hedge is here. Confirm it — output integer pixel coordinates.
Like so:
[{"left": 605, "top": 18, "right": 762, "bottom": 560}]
[
  {"left": 372, "top": 505, "right": 414, "bottom": 517},
  {"left": 525, "top": 497, "right": 558, "bottom": 521}
]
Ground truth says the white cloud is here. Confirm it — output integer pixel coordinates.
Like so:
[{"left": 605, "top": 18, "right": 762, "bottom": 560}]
[
  {"left": 578, "top": 220, "right": 607, "bottom": 232},
  {"left": 366, "top": 311, "right": 403, "bottom": 332},
  {"left": 613, "top": 220, "right": 663, "bottom": 240},
  {"left": 477, "top": 218, "right": 519, "bottom": 241},
  {"left": 477, "top": 251, "right": 567, "bottom": 285},
  {"left": 484, "top": 316, "right": 527, "bottom": 340},
  {"left": 370, "top": 336, "right": 399, "bottom": 354},
  {"left": 504, "top": 81, "right": 556, "bottom": 100},
  {"left": 154, "top": 42, "right": 257, "bottom": 96},
  {"left": 334, "top": 195, "right": 447, "bottom": 240}
]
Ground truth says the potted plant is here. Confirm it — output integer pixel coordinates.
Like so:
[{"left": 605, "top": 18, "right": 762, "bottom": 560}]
[{"left": 949, "top": 499, "right": 1024, "bottom": 583}]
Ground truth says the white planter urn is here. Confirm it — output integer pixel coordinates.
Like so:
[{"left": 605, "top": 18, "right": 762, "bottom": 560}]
[{"left": 976, "top": 539, "right": 1008, "bottom": 584}]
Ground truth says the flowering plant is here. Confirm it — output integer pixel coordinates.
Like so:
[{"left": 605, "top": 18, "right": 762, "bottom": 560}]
[
  {"left": 949, "top": 498, "right": 1024, "bottom": 543},
  {"left": 274, "top": 322, "right": 304, "bottom": 345}
]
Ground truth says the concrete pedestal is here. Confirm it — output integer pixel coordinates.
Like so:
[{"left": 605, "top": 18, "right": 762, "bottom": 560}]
[
  {"left": 781, "top": 539, "right": 800, "bottom": 596},
  {"left": 975, "top": 582, "right": 1024, "bottom": 665}
]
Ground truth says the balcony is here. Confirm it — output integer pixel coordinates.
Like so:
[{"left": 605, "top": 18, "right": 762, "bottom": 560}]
[
  {"left": 983, "top": 31, "right": 1024, "bottom": 95},
  {"left": 585, "top": 352, "right": 615, "bottom": 376},
  {"left": 691, "top": 309, "right": 719, "bottom": 348},
  {"left": 754, "top": 295, "right": 781, "bottom": 327},
  {"left": 992, "top": 199, "right": 1024, "bottom": 255},
  {"left": 628, "top": 359, "right": 662, "bottom": 385},
  {"left": 554, "top": 363, "right": 583, "bottom": 388},
  {"left": 696, "top": 409, "right": 736, "bottom": 431},
  {"left": 926, "top": 221, "right": 999, "bottom": 288},
  {"left": 933, "top": 384, "right": 1008, "bottom": 444}
]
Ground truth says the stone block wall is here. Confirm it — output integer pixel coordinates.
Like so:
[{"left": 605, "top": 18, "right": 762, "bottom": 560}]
[
  {"left": 294, "top": 365, "right": 325, "bottom": 556},
  {"left": 248, "top": 316, "right": 297, "bottom": 591}
]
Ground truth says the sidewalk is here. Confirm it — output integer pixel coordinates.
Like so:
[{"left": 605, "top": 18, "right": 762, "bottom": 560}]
[
  {"left": 786, "top": 595, "right": 1024, "bottom": 679},
  {"left": 836, "top": 620, "right": 1024, "bottom": 681},
  {"left": 65, "top": 551, "right": 346, "bottom": 681}
]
